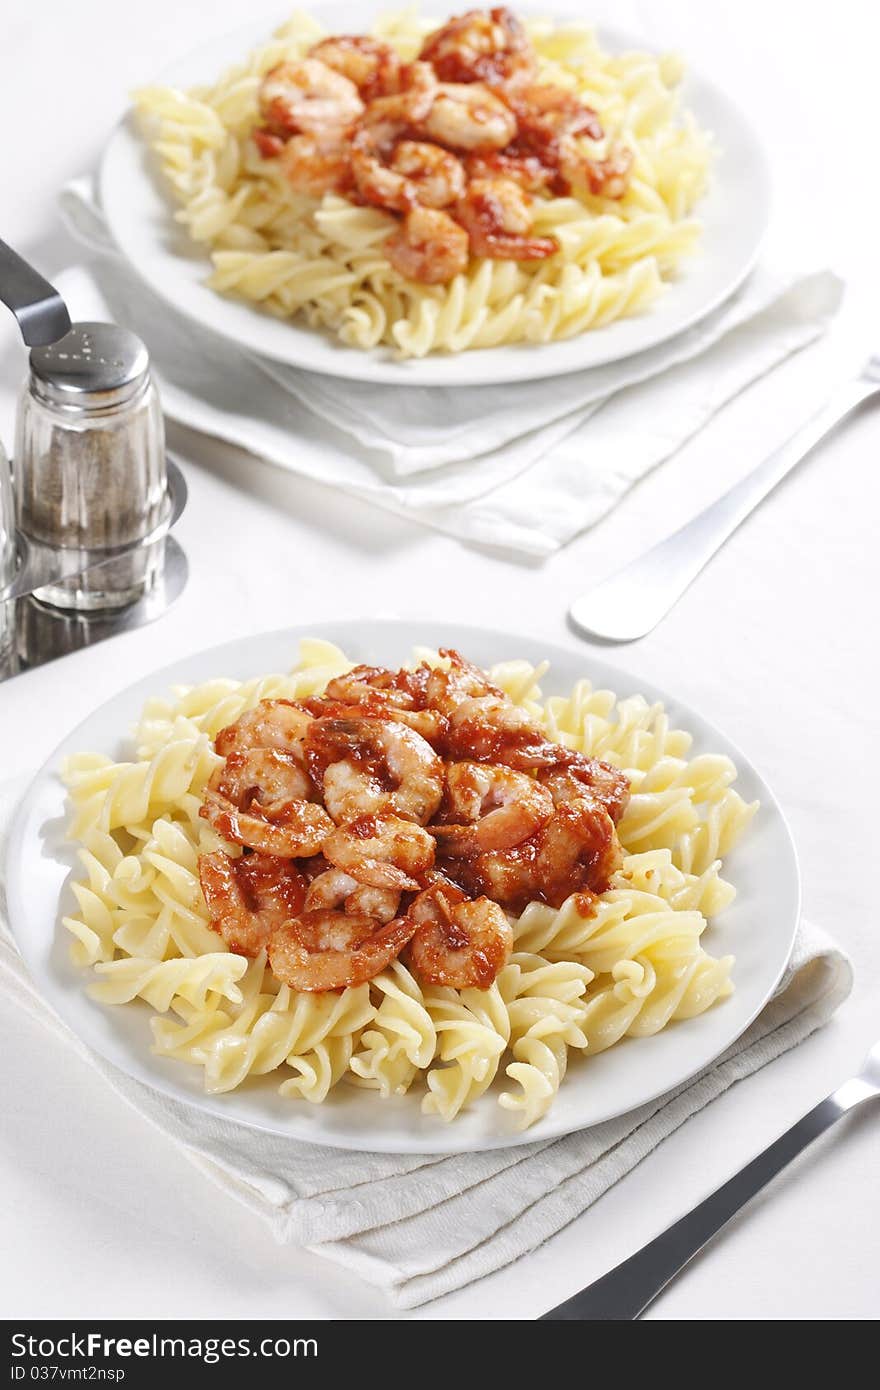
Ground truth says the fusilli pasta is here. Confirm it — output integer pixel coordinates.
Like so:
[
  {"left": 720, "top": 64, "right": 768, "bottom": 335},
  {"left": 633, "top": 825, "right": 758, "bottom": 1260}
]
[
  {"left": 134, "top": 9, "right": 711, "bottom": 358},
  {"left": 61, "top": 637, "right": 755, "bottom": 1129}
]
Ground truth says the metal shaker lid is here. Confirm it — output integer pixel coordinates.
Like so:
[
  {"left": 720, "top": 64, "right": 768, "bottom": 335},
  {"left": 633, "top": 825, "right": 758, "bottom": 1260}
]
[{"left": 29, "top": 321, "right": 150, "bottom": 410}]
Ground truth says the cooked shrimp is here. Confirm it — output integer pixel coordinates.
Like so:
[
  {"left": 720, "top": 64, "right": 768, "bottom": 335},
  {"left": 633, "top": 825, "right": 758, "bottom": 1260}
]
[
  {"left": 421, "top": 82, "right": 517, "bottom": 151},
  {"left": 423, "top": 648, "right": 504, "bottom": 713},
  {"left": 277, "top": 131, "right": 353, "bottom": 196},
  {"left": 199, "top": 851, "right": 306, "bottom": 957},
  {"left": 384, "top": 206, "right": 470, "bottom": 285},
  {"left": 393, "top": 140, "right": 466, "bottom": 208},
  {"left": 446, "top": 694, "right": 562, "bottom": 769},
  {"left": 306, "top": 716, "right": 444, "bottom": 825},
  {"left": 352, "top": 133, "right": 465, "bottom": 212},
  {"left": 324, "top": 664, "right": 413, "bottom": 707},
  {"left": 204, "top": 750, "right": 310, "bottom": 806},
  {"left": 305, "top": 866, "right": 400, "bottom": 923},
  {"left": 465, "top": 148, "right": 556, "bottom": 194},
  {"left": 215, "top": 699, "right": 312, "bottom": 764},
  {"left": 439, "top": 840, "right": 540, "bottom": 914},
  {"left": 420, "top": 7, "right": 536, "bottom": 90},
  {"left": 464, "top": 83, "right": 601, "bottom": 195},
  {"left": 465, "top": 86, "right": 603, "bottom": 197},
  {"left": 538, "top": 754, "right": 631, "bottom": 824},
  {"left": 561, "top": 139, "right": 633, "bottom": 199},
  {"left": 455, "top": 177, "right": 557, "bottom": 260},
  {"left": 517, "top": 83, "right": 603, "bottom": 141},
  {"left": 433, "top": 761, "right": 553, "bottom": 854},
  {"left": 440, "top": 793, "right": 622, "bottom": 912},
  {"left": 268, "top": 911, "right": 417, "bottom": 991},
  {"left": 305, "top": 694, "right": 448, "bottom": 748},
  {"left": 201, "top": 749, "right": 334, "bottom": 856},
  {"left": 258, "top": 59, "right": 364, "bottom": 139},
  {"left": 297, "top": 851, "right": 333, "bottom": 880},
  {"left": 322, "top": 812, "right": 435, "bottom": 890},
  {"left": 359, "top": 60, "right": 438, "bottom": 144},
  {"left": 404, "top": 883, "right": 513, "bottom": 988},
  {"left": 353, "top": 65, "right": 458, "bottom": 216},
  {"left": 206, "top": 744, "right": 311, "bottom": 806},
  {"left": 308, "top": 35, "right": 401, "bottom": 100},
  {"left": 535, "top": 795, "right": 622, "bottom": 906},
  {"left": 319, "top": 666, "right": 448, "bottom": 745}
]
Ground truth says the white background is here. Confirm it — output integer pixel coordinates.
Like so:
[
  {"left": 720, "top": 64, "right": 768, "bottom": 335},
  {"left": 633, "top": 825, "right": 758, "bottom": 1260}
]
[{"left": 1, "top": 0, "right": 878, "bottom": 1321}]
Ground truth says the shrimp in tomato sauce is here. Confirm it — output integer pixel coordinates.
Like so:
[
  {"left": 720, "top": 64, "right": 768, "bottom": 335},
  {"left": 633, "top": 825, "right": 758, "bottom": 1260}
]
[
  {"left": 308, "top": 35, "right": 402, "bottom": 101},
  {"left": 199, "top": 851, "right": 307, "bottom": 957},
  {"left": 258, "top": 59, "right": 364, "bottom": 140},
  {"left": 455, "top": 176, "right": 557, "bottom": 260},
  {"left": 385, "top": 206, "right": 470, "bottom": 285},
  {"left": 404, "top": 881, "right": 513, "bottom": 988},
  {"left": 198, "top": 637, "right": 628, "bottom": 991},
  {"left": 419, "top": 7, "right": 536, "bottom": 91},
  {"left": 248, "top": 12, "right": 635, "bottom": 283}
]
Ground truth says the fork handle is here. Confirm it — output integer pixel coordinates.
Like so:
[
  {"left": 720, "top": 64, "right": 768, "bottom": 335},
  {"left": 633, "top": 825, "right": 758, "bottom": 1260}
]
[
  {"left": 570, "top": 374, "right": 880, "bottom": 643},
  {"left": 541, "top": 1083, "right": 865, "bottom": 1321}
]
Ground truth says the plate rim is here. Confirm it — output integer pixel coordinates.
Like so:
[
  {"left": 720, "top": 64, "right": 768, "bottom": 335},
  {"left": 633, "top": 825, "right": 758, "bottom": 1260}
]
[
  {"left": 5, "top": 618, "right": 801, "bottom": 1154},
  {"left": 97, "top": 3, "right": 772, "bottom": 387}
]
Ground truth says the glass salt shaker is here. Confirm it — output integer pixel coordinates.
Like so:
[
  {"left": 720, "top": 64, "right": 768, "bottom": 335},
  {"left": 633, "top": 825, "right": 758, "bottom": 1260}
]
[{"left": 14, "top": 321, "right": 166, "bottom": 611}]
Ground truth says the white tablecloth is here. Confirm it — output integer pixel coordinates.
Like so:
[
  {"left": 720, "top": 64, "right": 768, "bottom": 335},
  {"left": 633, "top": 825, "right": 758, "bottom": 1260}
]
[{"left": 0, "top": 0, "right": 878, "bottom": 1321}]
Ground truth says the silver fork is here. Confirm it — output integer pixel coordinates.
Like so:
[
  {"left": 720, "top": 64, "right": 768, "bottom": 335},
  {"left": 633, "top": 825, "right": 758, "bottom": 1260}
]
[
  {"left": 569, "top": 355, "right": 880, "bottom": 643},
  {"left": 541, "top": 1040, "right": 880, "bottom": 1320}
]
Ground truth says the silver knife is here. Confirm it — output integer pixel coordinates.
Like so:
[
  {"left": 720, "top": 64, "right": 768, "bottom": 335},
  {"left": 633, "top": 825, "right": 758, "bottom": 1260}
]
[
  {"left": 541, "top": 1040, "right": 879, "bottom": 1320},
  {"left": 569, "top": 356, "right": 880, "bottom": 644}
]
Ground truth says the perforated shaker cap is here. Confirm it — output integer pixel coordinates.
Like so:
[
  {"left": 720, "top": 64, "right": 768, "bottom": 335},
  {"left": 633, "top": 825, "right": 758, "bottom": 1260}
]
[{"left": 28, "top": 321, "right": 150, "bottom": 410}]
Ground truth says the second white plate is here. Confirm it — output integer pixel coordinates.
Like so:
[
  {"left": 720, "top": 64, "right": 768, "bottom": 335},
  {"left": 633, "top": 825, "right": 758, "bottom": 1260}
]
[
  {"left": 99, "top": 4, "right": 771, "bottom": 386},
  {"left": 5, "top": 620, "right": 799, "bottom": 1154}
]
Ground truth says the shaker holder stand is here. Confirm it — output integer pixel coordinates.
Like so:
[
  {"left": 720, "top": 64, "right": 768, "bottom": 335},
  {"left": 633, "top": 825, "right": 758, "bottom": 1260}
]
[
  {"left": 0, "top": 237, "right": 72, "bottom": 347},
  {"left": 0, "top": 457, "right": 187, "bottom": 603}
]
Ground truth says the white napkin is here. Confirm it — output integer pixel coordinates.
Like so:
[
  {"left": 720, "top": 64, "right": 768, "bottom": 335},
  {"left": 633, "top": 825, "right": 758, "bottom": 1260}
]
[
  {"left": 58, "top": 180, "right": 844, "bottom": 557},
  {"left": 0, "top": 778, "right": 852, "bottom": 1309}
]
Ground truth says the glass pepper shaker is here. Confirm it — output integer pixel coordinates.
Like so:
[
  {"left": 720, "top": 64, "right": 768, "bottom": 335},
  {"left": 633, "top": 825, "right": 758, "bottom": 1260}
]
[
  {"left": 14, "top": 321, "right": 166, "bottom": 611},
  {"left": 0, "top": 437, "right": 16, "bottom": 665}
]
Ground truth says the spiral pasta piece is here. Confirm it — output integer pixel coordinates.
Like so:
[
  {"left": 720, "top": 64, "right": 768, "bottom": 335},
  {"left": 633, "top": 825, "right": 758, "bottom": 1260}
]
[
  {"left": 615, "top": 848, "right": 735, "bottom": 919},
  {"left": 280, "top": 1033, "right": 360, "bottom": 1103},
  {"left": 578, "top": 946, "right": 734, "bottom": 1054},
  {"left": 421, "top": 982, "right": 511, "bottom": 1120},
  {"left": 349, "top": 962, "right": 437, "bottom": 1097},
  {"left": 150, "top": 955, "right": 373, "bottom": 1094},
  {"left": 89, "top": 952, "right": 248, "bottom": 1011},
  {"left": 497, "top": 955, "right": 592, "bottom": 1129}
]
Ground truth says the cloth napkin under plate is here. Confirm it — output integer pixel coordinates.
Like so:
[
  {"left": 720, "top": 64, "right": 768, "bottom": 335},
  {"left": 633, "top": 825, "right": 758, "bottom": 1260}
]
[
  {"left": 58, "top": 179, "right": 844, "bottom": 557},
  {"left": 0, "top": 778, "right": 852, "bottom": 1309}
]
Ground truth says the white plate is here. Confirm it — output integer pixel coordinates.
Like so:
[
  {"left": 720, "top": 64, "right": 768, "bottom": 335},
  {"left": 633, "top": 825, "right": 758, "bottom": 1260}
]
[
  {"left": 99, "top": 4, "right": 771, "bottom": 386},
  {"left": 6, "top": 620, "right": 799, "bottom": 1154}
]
